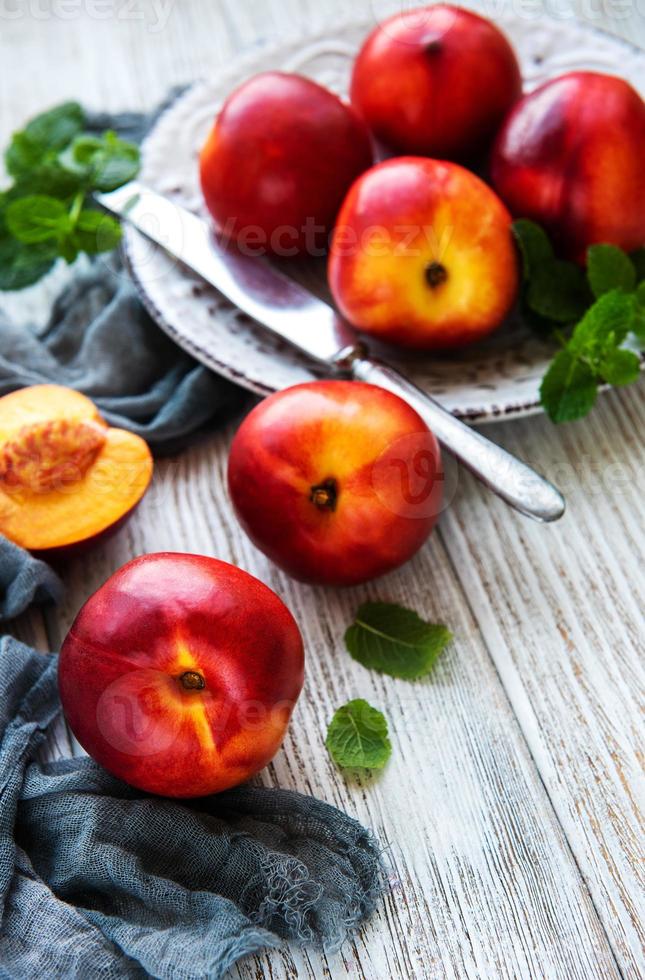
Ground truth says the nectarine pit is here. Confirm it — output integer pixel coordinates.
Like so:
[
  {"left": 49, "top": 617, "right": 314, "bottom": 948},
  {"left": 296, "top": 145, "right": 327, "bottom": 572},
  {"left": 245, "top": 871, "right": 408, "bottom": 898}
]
[
  {"left": 424, "top": 261, "right": 448, "bottom": 289},
  {"left": 0, "top": 418, "right": 106, "bottom": 494},
  {"left": 179, "top": 670, "right": 206, "bottom": 691},
  {"left": 310, "top": 478, "right": 338, "bottom": 512}
]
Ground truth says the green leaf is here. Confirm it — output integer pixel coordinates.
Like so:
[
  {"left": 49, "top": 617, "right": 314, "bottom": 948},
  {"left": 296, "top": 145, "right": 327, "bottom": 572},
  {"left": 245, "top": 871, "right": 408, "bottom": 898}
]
[
  {"left": 630, "top": 247, "right": 645, "bottom": 282},
  {"left": 598, "top": 347, "right": 641, "bottom": 386},
  {"left": 0, "top": 102, "right": 133, "bottom": 291},
  {"left": 6, "top": 151, "right": 82, "bottom": 199},
  {"left": 345, "top": 601, "right": 452, "bottom": 681},
  {"left": 60, "top": 130, "right": 140, "bottom": 192},
  {"left": 70, "top": 209, "right": 122, "bottom": 254},
  {"left": 632, "top": 308, "right": 645, "bottom": 344},
  {"left": 22, "top": 101, "right": 84, "bottom": 150},
  {"left": 570, "top": 290, "right": 636, "bottom": 355},
  {"left": 0, "top": 232, "right": 57, "bottom": 290},
  {"left": 512, "top": 219, "right": 554, "bottom": 282},
  {"left": 527, "top": 259, "right": 591, "bottom": 323},
  {"left": 632, "top": 288, "right": 645, "bottom": 343},
  {"left": 5, "top": 132, "right": 44, "bottom": 178},
  {"left": 6, "top": 103, "right": 85, "bottom": 185},
  {"left": 540, "top": 348, "right": 598, "bottom": 423},
  {"left": 5, "top": 195, "right": 70, "bottom": 243},
  {"left": 325, "top": 699, "right": 391, "bottom": 771},
  {"left": 587, "top": 244, "right": 636, "bottom": 298}
]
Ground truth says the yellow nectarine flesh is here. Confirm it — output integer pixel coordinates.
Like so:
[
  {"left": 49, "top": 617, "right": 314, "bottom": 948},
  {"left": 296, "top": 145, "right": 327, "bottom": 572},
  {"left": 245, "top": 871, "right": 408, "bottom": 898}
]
[{"left": 0, "top": 385, "right": 152, "bottom": 554}]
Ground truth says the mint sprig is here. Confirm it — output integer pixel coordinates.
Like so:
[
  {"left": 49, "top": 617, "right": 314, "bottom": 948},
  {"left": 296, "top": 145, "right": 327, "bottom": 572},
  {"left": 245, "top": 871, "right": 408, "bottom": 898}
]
[
  {"left": 345, "top": 601, "right": 452, "bottom": 681},
  {"left": 513, "top": 221, "right": 645, "bottom": 423},
  {"left": 0, "top": 102, "right": 139, "bottom": 290},
  {"left": 325, "top": 699, "right": 391, "bottom": 771},
  {"left": 587, "top": 243, "right": 636, "bottom": 298}
]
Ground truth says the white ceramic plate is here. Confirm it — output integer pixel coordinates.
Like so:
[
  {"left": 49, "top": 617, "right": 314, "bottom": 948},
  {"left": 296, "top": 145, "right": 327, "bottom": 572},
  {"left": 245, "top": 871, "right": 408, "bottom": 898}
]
[{"left": 124, "top": 11, "right": 645, "bottom": 423}]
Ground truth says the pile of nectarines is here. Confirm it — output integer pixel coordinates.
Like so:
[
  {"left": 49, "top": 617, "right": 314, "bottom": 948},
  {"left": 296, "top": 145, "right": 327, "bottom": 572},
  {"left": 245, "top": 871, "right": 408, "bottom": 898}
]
[
  {"left": 202, "top": 5, "right": 643, "bottom": 587},
  {"left": 16, "top": 6, "right": 642, "bottom": 802},
  {"left": 200, "top": 4, "right": 645, "bottom": 351}
]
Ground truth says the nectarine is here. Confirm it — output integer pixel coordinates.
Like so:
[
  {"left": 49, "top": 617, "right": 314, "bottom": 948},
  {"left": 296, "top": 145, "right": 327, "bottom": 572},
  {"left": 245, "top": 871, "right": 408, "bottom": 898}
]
[
  {"left": 227, "top": 381, "right": 443, "bottom": 586},
  {"left": 200, "top": 71, "right": 373, "bottom": 257},
  {"left": 58, "top": 554, "right": 305, "bottom": 798},
  {"left": 491, "top": 72, "right": 645, "bottom": 263},
  {"left": 351, "top": 4, "right": 521, "bottom": 160},
  {"left": 328, "top": 158, "right": 518, "bottom": 349},
  {"left": 0, "top": 385, "right": 152, "bottom": 556}
]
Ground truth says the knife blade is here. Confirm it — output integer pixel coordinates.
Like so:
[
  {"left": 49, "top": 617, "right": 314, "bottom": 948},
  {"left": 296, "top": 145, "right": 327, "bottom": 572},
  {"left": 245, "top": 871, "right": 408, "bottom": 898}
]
[{"left": 98, "top": 182, "right": 565, "bottom": 523}]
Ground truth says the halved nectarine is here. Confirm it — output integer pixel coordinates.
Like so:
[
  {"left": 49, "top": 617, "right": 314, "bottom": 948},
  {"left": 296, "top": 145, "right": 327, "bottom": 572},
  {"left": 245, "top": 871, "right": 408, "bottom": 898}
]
[{"left": 0, "top": 385, "right": 153, "bottom": 555}]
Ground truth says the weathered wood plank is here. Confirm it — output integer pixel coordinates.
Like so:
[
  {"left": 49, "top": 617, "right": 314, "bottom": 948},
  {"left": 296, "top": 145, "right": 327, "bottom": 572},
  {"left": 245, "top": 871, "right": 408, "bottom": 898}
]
[
  {"left": 439, "top": 383, "right": 645, "bottom": 976},
  {"left": 48, "top": 429, "right": 618, "bottom": 979},
  {"left": 2, "top": 2, "right": 643, "bottom": 977}
]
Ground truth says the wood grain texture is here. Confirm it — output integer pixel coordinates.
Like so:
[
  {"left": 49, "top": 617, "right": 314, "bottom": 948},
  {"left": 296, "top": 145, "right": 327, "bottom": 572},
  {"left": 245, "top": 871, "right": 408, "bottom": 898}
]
[
  {"left": 439, "top": 384, "right": 645, "bottom": 977},
  {"left": 1, "top": 1, "right": 644, "bottom": 977},
  {"left": 46, "top": 427, "right": 620, "bottom": 979}
]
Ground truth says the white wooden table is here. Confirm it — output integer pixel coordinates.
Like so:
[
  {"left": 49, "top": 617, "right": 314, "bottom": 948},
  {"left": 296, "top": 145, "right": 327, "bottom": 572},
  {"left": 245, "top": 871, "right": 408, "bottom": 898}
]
[{"left": 3, "top": 2, "right": 644, "bottom": 978}]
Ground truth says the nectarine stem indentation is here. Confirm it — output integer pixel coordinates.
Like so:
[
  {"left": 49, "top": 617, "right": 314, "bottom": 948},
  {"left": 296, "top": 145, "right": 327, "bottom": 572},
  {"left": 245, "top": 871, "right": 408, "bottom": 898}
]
[
  {"left": 424, "top": 261, "right": 448, "bottom": 289},
  {"left": 310, "top": 478, "right": 338, "bottom": 512},
  {"left": 180, "top": 670, "right": 206, "bottom": 691},
  {"left": 421, "top": 34, "right": 443, "bottom": 55}
]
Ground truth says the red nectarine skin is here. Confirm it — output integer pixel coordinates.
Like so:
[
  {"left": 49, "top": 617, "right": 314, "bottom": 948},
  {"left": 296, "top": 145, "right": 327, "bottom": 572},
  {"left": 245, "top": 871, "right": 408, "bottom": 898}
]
[
  {"left": 227, "top": 381, "right": 443, "bottom": 586},
  {"left": 328, "top": 157, "right": 518, "bottom": 350},
  {"left": 199, "top": 71, "right": 373, "bottom": 257},
  {"left": 491, "top": 72, "right": 645, "bottom": 263},
  {"left": 350, "top": 4, "right": 521, "bottom": 160},
  {"left": 58, "top": 554, "right": 305, "bottom": 798}
]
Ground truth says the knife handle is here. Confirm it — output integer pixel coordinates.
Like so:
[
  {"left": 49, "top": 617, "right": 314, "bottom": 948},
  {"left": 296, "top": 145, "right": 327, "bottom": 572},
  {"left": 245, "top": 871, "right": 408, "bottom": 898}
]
[{"left": 349, "top": 357, "right": 565, "bottom": 523}]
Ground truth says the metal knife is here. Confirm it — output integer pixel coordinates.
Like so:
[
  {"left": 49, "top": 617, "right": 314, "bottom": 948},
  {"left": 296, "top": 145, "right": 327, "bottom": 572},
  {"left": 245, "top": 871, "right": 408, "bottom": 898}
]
[{"left": 98, "top": 182, "right": 565, "bottom": 523}]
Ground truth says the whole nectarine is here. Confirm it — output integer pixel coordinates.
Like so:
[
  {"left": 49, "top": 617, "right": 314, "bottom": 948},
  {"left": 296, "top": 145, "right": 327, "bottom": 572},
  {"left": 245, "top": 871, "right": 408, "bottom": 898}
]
[
  {"left": 58, "top": 554, "right": 305, "bottom": 798},
  {"left": 227, "top": 381, "right": 443, "bottom": 586},
  {"left": 351, "top": 4, "right": 521, "bottom": 160},
  {"left": 491, "top": 71, "right": 645, "bottom": 262},
  {"left": 200, "top": 71, "right": 373, "bottom": 257},
  {"left": 328, "top": 158, "right": 518, "bottom": 349}
]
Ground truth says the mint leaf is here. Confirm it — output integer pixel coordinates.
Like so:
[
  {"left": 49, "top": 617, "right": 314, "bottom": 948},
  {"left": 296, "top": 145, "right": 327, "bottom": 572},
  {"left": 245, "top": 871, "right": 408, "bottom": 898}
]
[
  {"left": 0, "top": 102, "right": 138, "bottom": 290},
  {"left": 6, "top": 103, "right": 85, "bottom": 188},
  {"left": 630, "top": 248, "right": 645, "bottom": 282},
  {"left": 71, "top": 209, "right": 122, "bottom": 253},
  {"left": 512, "top": 219, "right": 554, "bottom": 281},
  {"left": 5, "top": 132, "right": 44, "bottom": 178},
  {"left": 540, "top": 349, "right": 598, "bottom": 423},
  {"left": 22, "top": 101, "right": 84, "bottom": 151},
  {"left": 587, "top": 244, "right": 636, "bottom": 298},
  {"left": 527, "top": 260, "right": 591, "bottom": 323},
  {"left": 0, "top": 233, "right": 56, "bottom": 290},
  {"left": 570, "top": 290, "right": 636, "bottom": 355},
  {"left": 325, "top": 700, "right": 391, "bottom": 770},
  {"left": 5, "top": 195, "right": 70, "bottom": 243},
  {"left": 517, "top": 224, "right": 643, "bottom": 424},
  {"left": 632, "top": 309, "right": 645, "bottom": 343},
  {"left": 345, "top": 601, "right": 452, "bottom": 680},
  {"left": 6, "top": 150, "right": 82, "bottom": 199},
  {"left": 598, "top": 347, "right": 641, "bottom": 386},
  {"left": 60, "top": 130, "right": 140, "bottom": 192}
]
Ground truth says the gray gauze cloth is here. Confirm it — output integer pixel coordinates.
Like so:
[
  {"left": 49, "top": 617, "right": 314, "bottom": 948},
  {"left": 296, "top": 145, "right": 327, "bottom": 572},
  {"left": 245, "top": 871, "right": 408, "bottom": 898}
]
[
  {"left": 0, "top": 549, "right": 383, "bottom": 977},
  {"left": 0, "top": 99, "right": 247, "bottom": 456},
  {"left": 0, "top": 536, "right": 62, "bottom": 621}
]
